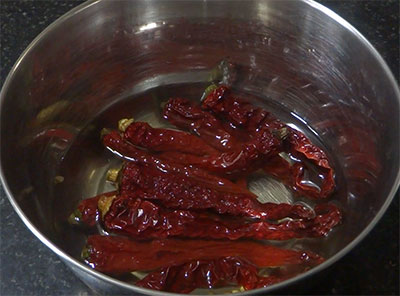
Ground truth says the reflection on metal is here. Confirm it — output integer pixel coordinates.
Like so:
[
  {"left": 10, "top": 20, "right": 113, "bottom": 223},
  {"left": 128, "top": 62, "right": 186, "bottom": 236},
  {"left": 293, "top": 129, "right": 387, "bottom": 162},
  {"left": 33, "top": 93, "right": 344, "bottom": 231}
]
[{"left": 138, "top": 22, "right": 158, "bottom": 32}]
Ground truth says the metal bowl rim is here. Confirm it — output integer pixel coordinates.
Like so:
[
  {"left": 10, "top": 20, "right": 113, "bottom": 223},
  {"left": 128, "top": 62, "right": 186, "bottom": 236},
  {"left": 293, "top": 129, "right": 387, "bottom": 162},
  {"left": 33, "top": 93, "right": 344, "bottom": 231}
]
[{"left": 0, "top": 0, "right": 399, "bottom": 295}]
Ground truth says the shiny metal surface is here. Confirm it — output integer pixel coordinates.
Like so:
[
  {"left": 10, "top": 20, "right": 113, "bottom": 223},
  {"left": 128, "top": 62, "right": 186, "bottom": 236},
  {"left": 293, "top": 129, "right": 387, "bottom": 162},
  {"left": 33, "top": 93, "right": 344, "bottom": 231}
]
[{"left": 0, "top": 0, "right": 399, "bottom": 295}]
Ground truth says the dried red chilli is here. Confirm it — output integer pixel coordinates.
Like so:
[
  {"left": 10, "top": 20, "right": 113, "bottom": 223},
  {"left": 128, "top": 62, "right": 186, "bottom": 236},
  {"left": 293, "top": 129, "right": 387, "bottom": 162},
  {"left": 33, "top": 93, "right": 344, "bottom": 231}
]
[
  {"left": 263, "top": 155, "right": 318, "bottom": 198},
  {"left": 136, "top": 257, "right": 290, "bottom": 293},
  {"left": 119, "top": 162, "right": 314, "bottom": 220},
  {"left": 162, "top": 98, "right": 283, "bottom": 176},
  {"left": 235, "top": 176, "right": 248, "bottom": 189},
  {"left": 202, "top": 85, "right": 335, "bottom": 199},
  {"left": 157, "top": 127, "right": 281, "bottom": 176},
  {"left": 285, "top": 131, "right": 335, "bottom": 198},
  {"left": 163, "top": 97, "right": 240, "bottom": 151},
  {"left": 121, "top": 120, "right": 217, "bottom": 156},
  {"left": 102, "top": 130, "right": 256, "bottom": 197},
  {"left": 68, "top": 191, "right": 117, "bottom": 227},
  {"left": 70, "top": 81, "right": 342, "bottom": 292},
  {"left": 83, "top": 235, "right": 324, "bottom": 274},
  {"left": 71, "top": 193, "right": 341, "bottom": 240}
]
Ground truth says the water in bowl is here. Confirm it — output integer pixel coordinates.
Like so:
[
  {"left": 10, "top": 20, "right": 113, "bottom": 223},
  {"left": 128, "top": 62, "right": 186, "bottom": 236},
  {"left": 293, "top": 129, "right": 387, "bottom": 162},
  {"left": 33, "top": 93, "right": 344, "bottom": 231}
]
[{"left": 51, "top": 81, "right": 345, "bottom": 294}]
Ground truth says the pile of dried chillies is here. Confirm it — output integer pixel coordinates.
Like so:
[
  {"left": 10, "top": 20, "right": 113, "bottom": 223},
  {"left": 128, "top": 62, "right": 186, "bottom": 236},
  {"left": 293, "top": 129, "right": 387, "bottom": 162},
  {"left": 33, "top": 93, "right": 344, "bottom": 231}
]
[{"left": 69, "top": 85, "right": 341, "bottom": 294}]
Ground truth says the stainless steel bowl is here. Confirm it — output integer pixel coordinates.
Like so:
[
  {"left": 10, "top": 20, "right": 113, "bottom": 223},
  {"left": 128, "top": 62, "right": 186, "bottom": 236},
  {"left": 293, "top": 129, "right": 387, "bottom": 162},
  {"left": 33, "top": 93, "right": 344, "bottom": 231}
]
[{"left": 1, "top": 0, "right": 399, "bottom": 295}]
